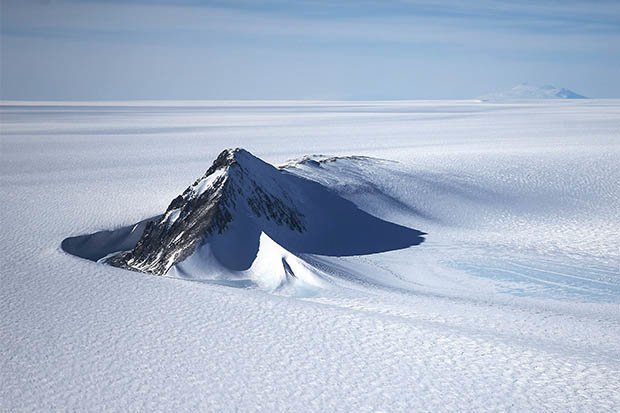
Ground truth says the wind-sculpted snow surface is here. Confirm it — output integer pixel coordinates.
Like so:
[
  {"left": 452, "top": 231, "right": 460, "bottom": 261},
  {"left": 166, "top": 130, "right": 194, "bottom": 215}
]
[{"left": 2, "top": 100, "right": 620, "bottom": 411}]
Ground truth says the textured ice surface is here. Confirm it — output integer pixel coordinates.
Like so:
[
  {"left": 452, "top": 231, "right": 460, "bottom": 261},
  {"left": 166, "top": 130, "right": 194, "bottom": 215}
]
[{"left": 1, "top": 100, "right": 619, "bottom": 411}]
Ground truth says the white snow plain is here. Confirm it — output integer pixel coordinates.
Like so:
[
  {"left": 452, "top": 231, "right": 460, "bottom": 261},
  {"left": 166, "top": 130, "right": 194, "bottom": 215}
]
[{"left": 1, "top": 100, "right": 619, "bottom": 411}]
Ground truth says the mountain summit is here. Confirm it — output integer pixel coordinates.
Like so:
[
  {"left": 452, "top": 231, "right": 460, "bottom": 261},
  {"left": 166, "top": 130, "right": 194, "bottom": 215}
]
[
  {"left": 107, "top": 148, "right": 307, "bottom": 275},
  {"left": 64, "top": 148, "right": 425, "bottom": 287},
  {"left": 480, "top": 83, "right": 587, "bottom": 101}
]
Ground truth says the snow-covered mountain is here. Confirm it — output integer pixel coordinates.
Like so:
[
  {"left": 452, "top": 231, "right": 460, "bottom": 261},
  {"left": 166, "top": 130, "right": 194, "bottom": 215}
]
[
  {"left": 480, "top": 83, "right": 587, "bottom": 101},
  {"left": 106, "top": 148, "right": 307, "bottom": 276},
  {"left": 63, "top": 148, "right": 424, "bottom": 291}
]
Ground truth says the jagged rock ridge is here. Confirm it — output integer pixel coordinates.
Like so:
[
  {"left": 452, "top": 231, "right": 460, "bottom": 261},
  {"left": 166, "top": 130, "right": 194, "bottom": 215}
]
[{"left": 107, "top": 148, "right": 306, "bottom": 275}]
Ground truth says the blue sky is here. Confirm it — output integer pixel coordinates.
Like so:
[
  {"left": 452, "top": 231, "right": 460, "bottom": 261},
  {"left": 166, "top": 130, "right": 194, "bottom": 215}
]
[{"left": 1, "top": 0, "right": 619, "bottom": 100}]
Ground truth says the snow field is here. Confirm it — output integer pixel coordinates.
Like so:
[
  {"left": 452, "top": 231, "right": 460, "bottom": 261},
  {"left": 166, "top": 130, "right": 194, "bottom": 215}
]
[{"left": 1, "top": 100, "right": 619, "bottom": 411}]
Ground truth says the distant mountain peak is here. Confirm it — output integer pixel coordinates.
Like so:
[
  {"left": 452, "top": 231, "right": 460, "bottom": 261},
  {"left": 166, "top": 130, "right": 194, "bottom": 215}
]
[{"left": 480, "top": 84, "right": 587, "bottom": 101}]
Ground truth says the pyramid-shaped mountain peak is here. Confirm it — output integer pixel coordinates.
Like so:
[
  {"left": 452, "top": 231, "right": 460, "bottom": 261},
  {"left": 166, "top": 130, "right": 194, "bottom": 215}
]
[{"left": 62, "top": 149, "right": 425, "bottom": 278}]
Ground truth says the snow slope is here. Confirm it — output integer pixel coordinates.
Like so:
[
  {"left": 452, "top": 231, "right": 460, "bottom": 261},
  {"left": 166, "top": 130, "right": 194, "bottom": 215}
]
[
  {"left": 1, "top": 100, "right": 619, "bottom": 411},
  {"left": 480, "top": 83, "right": 587, "bottom": 100}
]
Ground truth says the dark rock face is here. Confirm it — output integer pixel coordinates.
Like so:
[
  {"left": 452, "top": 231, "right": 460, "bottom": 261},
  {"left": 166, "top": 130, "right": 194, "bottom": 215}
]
[{"left": 107, "top": 148, "right": 306, "bottom": 275}]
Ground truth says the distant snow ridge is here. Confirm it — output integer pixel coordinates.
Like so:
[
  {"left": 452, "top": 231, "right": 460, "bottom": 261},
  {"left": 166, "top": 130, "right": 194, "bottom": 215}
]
[
  {"left": 480, "top": 83, "right": 587, "bottom": 101},
  {"left": 63, "top": 148, "right": 424, "bottom": 293}
]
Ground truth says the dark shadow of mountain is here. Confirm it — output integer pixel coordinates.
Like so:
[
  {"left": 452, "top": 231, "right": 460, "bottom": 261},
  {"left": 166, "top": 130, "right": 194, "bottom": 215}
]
[
  {"left": 259, "top": 171, "right": 426, "bottom": 256},
  {"left": 62, "top": 168, "right": 425, "bottom": 267},
  {"left": 61, "top": 217, "right": 159, "bottom": 262}
]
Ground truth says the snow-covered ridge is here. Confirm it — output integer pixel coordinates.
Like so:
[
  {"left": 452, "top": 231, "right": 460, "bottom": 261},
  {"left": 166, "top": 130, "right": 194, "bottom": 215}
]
[
  {"left": 480, "top": 83, "right": 587, "bottom": 101},
  {"left": 279, "top": 154, "right": 378, "bottom": 169}
]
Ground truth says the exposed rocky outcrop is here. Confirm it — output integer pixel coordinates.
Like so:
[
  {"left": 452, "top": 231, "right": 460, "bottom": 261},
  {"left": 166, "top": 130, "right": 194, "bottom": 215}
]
[{"left": 107, "top": 148, "right": 306, "bottom": 275}]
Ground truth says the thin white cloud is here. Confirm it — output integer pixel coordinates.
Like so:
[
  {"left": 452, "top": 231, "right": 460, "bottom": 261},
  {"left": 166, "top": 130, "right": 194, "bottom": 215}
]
[
  {"left": 2, "top": 0, "right": 619, "bottom": 99},
  {"left": 3, "top": 0, "right": 619, "bottom": 56}
]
